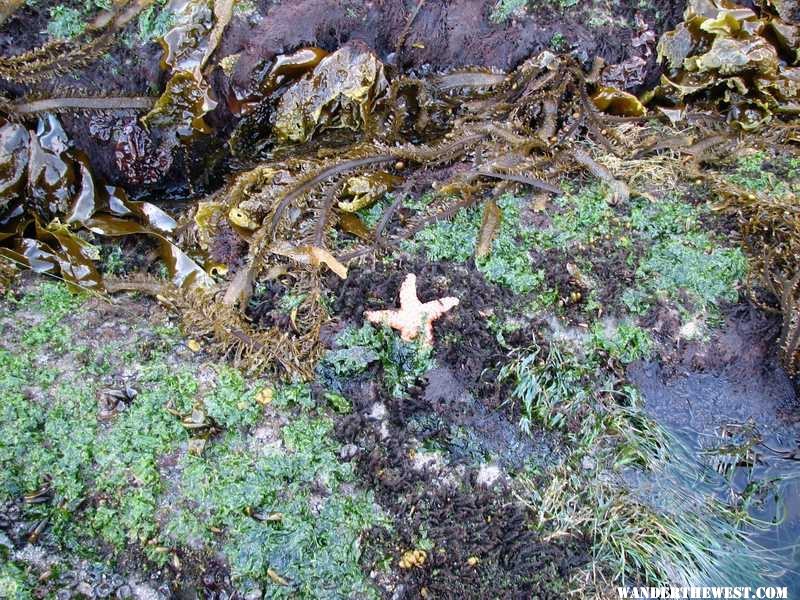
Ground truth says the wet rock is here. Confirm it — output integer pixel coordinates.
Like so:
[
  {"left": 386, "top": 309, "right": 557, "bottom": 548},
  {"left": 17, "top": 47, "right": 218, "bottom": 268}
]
[
  {"left": 130, "top": 582, "right": 163, "bottom": 600},
  {"left": 581, "top": 456, "right": 597, "bottom": 471},
  {"left": 423, "top": 367, "right": 556, "bottom": 471},
  {"left": 339, "top": 443, "right": 358, "bottom": 460},
  {"left": 367, "top": 402, "right": 387, "bottom": 421},
  {"left": 476, "top": 464, "right": 501, "bottom": 487}
]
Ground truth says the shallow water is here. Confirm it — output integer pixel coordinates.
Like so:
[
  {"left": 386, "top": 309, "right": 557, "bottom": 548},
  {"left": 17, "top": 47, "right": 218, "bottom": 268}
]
[{"left": 628, "top": 359, "right": 800, "bottom": 592}]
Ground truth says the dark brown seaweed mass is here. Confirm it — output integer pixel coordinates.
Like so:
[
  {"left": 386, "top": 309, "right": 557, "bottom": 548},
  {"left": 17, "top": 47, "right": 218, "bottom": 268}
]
[{"left": 0, "top": 0, "right": 685, "bottom": 187}]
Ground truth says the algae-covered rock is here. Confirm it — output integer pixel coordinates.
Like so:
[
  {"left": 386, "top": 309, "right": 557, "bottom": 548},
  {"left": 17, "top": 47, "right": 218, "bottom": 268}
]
[{"left": 274, "top": 41, "right": 388, "bottom": 144}]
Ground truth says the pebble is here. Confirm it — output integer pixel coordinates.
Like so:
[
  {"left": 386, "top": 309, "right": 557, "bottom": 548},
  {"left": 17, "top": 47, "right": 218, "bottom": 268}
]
[{"left": 476, "top": 464, "right": 501, "bottom": 487}]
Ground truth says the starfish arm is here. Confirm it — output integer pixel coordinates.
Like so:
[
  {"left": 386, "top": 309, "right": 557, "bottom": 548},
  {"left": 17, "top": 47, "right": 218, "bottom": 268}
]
[
  {"left": 399, "top": 273, "right": 421, "bottom": 308},
  {"left": 422, "top": 321, "right": 435, "bottom": 345},
  {"left": 367, "top": 310, "right": 420, "bottom": 340},
  {"left": 400, "top": 326, "right": 419, "bottom": 342},
  {"left": 393, "top": 314, "right": 419, "bottom": 339},
  {"left": 423, "top": 297, "right": 460, "bottom": 318}
]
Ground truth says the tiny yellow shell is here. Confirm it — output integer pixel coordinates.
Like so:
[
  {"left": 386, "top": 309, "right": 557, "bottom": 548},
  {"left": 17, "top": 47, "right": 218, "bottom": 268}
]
[
  {"left": 228, "top": 207, "right": 259, "bottom": 230},
  {"left": 399, "top": 549, "right": 427, "bottom": 569},
  {"left": 256, "top": 386, "right": 275, "bottom": 405}
]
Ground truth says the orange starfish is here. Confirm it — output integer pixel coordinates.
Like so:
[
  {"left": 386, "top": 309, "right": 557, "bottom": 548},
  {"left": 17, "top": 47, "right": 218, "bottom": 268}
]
[{"left": 365, "top": 274, "right": 459, "bottom": 345}]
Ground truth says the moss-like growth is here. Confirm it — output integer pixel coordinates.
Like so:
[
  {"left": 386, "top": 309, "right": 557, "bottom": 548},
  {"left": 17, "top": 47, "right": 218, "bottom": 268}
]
[
  {"left": 321, "top": 323, "right": 434, "bottom": 397},
  {"left": 47, "top": 5, "right": 86, "bottom": 39},
  {"left": 171, "top": 417, "right": 382, "bottom": 596},
  {"left": 413, "top": 194, "right": 546, "bottom": 294}
]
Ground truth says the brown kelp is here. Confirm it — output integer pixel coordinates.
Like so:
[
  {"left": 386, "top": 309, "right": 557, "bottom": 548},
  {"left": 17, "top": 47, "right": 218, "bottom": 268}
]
[
  {"left": 0, "top": 114, "right": 209, "bottom": 292},
  {"left": 167, "top": 44, "right": 648, "bottom": 375},
  {"left": 3, "top": 32, "right": 644, "bottom": 377},
  {"left": 0, "top": 0, "right": 227, "bottom": 300},
  {"left": 651, "top": 0, "right": 800, "bottom": 129},
  {"left": 704, "top": 166, "right": 800, "bottom": 374},
  {"left": 622, "top": 0, "right": 800, "bottom": 375},
  {"left": 2, "top": 0, "right": 800, "bottom": 379},
  {"left": 0, "top": 0, "right": 220, "bottom": 150},
  {"left": 0, "top": 0, "right": 154, "bottom": 85},
  {"left": 141, "top": 0, "right": 221, "bottom": 145}
]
